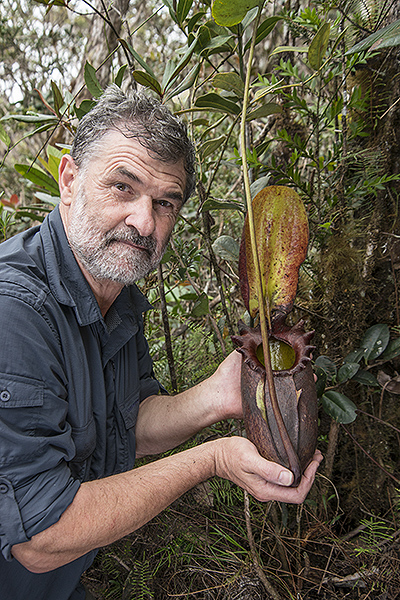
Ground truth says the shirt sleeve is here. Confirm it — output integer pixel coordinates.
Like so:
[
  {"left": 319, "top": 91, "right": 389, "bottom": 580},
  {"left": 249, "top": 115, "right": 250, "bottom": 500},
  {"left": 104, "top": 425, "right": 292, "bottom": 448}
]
[{"left": 0, "top": 292, "right": 80, "bottom": 560}]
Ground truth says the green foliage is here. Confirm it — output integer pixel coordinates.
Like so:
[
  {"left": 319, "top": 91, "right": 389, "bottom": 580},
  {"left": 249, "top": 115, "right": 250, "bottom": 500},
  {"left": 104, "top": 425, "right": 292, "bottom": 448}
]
[
  {"left": 347, "top": 17, "right": 400, "bottom": 54},
  {"left": 354, "top": 517, "right": 395, "bottom": 556},
  {"left": 315, "top": 324, "right": 400, "bottom": 422}
]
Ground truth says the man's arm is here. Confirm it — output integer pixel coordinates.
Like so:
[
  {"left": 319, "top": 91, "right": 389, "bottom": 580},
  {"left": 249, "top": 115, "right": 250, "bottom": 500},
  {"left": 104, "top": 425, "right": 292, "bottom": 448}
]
[
  {"left": 135, "top": 350, "right": 243, "bottom": 458},
  {"left": 11, "top": 350, "right": 322, "bottom": 574},
  {"left": 12, "top": 436, "right": 322, "bottom": 574}
]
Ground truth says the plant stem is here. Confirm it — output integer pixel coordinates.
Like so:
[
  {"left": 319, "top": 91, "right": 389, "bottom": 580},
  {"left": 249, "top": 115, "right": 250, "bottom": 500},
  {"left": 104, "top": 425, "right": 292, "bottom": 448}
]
[
  {"left": 244, "top": 491, "right": 282, "bottom": 600},
  {"left": 157, "top": 264, "right": 178, "bottom": 392},
  {"left": 239, "top": 2, "right": 301, "bottom": 482}
]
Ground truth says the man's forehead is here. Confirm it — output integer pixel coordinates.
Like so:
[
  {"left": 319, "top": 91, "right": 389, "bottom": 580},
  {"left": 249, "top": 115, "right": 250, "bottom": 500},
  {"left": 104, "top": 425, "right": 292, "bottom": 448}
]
[
  {"left": 89, "top": 130, "right": 183, "bottom": 170},
  {"left": 83, "top": 130, "right": 186, "bottom": 196}
]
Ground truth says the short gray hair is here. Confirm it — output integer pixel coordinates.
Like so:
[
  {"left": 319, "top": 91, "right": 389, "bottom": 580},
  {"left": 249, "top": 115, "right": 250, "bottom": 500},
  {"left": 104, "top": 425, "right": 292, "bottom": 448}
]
[{"left": 71, "top": 85, "right": 196, "bottom": 202}]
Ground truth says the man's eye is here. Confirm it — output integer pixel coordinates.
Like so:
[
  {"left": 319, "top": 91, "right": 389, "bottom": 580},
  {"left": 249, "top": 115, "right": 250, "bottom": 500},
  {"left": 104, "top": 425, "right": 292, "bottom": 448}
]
[
  {"left": 155, "top": 200, "right": 177, "bottom": 212},
  {"left": 115, "top": 183, "right": 131, "bottom": 193}
]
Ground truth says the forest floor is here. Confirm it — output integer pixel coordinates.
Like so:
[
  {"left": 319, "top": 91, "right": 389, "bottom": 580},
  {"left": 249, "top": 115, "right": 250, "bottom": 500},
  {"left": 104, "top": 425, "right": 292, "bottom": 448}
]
[{"left": 83, "top": 476, "right": 400, "bottom": 600}]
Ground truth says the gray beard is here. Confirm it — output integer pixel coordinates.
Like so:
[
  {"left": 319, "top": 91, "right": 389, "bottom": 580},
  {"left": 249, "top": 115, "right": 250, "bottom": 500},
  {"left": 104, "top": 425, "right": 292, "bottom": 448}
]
[{"left": 67, "top": 190, "right": 165, "bottom": 285}]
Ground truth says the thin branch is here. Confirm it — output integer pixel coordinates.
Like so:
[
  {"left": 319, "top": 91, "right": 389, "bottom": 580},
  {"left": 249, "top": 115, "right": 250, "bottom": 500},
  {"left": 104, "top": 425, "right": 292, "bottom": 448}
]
[
  {"left": 244, "top": 491, "right": 282, "bottom": 600},
  {"left": 157, "top": 264, "right": 178, "bottom": 392}
]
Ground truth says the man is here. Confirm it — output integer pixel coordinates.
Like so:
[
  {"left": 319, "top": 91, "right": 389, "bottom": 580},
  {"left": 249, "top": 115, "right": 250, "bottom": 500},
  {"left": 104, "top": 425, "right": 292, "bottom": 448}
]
[{"left": 0, "top": 86, "right": 322, "bottom": 599}]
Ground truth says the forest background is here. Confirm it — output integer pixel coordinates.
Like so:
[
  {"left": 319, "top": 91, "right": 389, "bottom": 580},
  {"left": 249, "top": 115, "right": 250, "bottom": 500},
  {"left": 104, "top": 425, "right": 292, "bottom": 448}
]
[{"left": 1, "top": 0, "right": 400, "bottom": 598}]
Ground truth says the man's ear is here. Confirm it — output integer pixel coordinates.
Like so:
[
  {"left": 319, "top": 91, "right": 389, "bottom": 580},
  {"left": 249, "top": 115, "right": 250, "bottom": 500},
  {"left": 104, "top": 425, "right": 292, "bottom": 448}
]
[{"left": 59, "top": 154, "right": 78, "bottom": 206}]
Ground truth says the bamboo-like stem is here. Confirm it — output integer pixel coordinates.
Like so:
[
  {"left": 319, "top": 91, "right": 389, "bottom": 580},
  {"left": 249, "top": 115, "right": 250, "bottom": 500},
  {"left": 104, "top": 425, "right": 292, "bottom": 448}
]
[{"left": 239, "top": 3, "right": 301, "bottom": 482}]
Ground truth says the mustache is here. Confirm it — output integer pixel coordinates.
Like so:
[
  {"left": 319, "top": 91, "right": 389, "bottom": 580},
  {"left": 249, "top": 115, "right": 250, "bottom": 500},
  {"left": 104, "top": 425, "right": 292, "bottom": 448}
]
[{"left": 104, "top": 227, "right": 157, "bottom": 254}]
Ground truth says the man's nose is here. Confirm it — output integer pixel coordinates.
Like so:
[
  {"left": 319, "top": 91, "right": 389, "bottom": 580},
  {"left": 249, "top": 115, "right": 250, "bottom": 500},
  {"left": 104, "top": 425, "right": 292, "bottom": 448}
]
[{"left": 125, "top": 196, "right": 156, "bottom": 237}]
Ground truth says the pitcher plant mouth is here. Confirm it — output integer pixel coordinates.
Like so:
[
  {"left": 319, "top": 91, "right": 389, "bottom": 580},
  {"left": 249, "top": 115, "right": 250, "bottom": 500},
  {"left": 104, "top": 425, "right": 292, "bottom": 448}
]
[{"left": 232, "top": 317, "right": 315, "bottom": 377}]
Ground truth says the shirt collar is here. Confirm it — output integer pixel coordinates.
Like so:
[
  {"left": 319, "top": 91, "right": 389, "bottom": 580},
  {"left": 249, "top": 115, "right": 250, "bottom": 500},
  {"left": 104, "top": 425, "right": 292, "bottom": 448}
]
[{"left": 41, "top": 206, "right": 153, "bottom": 327}]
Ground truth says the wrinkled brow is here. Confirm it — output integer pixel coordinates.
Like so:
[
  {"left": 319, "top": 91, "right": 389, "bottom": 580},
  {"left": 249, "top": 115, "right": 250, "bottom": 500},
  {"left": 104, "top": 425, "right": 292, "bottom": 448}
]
[{"left": 115, "top": 167, "right": 184, "bottom": 205}]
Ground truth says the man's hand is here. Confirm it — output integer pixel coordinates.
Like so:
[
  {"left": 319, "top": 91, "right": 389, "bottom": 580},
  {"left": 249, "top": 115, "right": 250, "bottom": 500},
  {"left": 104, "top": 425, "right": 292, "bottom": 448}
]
[
  {"left": 213, "top": 436, "right": 323, "bottom": 503},
  {"left": 208, "top": 350, "right": 244, "bottom": 421}
]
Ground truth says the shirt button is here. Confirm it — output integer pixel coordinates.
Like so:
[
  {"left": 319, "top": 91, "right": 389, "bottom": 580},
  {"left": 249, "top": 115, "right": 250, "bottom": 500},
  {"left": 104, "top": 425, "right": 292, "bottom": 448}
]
[
  {"left": 0, "top": 391, "right": 10, "bottom": 402},
  {"left": 0, "top": 483, "right": 9, "bottom": 493}
]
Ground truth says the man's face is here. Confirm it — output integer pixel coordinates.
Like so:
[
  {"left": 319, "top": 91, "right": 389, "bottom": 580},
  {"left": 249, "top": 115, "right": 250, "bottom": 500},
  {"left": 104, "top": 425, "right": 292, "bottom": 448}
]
[{"left": 65, "top": 130, "right": 186, "bottom": 286}]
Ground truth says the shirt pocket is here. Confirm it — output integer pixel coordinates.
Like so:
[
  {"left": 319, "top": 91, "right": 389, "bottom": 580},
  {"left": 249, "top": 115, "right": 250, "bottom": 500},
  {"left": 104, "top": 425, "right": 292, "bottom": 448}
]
[
  {"left": 0, "top": 374, "right": 45, "bottom": 465},
  {"left": 0, "top": 374, "right": 44, "bottom": 409},
  {"left": 117, "top": 388, "right": 140, "bottom": 430}
]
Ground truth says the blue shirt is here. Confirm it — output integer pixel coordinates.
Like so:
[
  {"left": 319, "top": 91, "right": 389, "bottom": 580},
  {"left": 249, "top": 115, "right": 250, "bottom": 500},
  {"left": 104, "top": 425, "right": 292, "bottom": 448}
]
[{"left": 0, "top": 207, "right": 161, "bottom": 599}]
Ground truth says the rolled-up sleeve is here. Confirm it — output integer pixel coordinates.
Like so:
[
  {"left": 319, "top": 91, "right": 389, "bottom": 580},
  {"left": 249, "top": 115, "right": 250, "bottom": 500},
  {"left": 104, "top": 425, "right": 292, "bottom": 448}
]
[{"left": 0, "top": 292, "right": 80, "bottom": 560}]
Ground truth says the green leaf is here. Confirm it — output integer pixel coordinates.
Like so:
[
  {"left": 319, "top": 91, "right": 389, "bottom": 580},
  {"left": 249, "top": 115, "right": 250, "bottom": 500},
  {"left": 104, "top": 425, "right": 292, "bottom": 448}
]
[
  {"left": 212, "top": 235, "right": 240, "bottom": 261},
  {"left": 240, "top": 186, "right": 309, "bottom": 319},
  {"left": 250, "top": 175, "right": 270, "bottom": 198},
  {"left": 15, "top": 164, "right": 60, "bottom": 196},
  {"left": 338, "top": 362, "right": 360, "bottom": 384},
  {"left": 161, "top": 0, "right": 179, "bottom": 24},
  {"left": 194, "top": 92, "right": 241, "bottom": 115},
  {"left": 119, "top": 39, "right": 156, "bottom": 78},
  {"left": 114, "top": 64, "right": 127, "bottom": 88},
  {"left": 380, "top": 336, "right": 400, "bottom": 361},
  {"left": 0, "top": 123, "right": 10, "bottom": 147},
  {"left": 51, "top": 81, "right": 64, "bottom": 118},
  {"left": 322, "top": 391, "right": 357, "bottom": 424},
  {"left": 164, "top": 64, "right": 201, "bottom": 103},
  {"left": 346, "top": 18, "right": 400, "bottom": 55},
  {"left": 314, "top": 366, "right": 326, "bottom": 398},
  {"left": 308, "top": 22, "right": 331, "bottom": 70},
  {"left": 84, "top": 62, "right": 103, "bottom": 98},
  {"left": 241, "top": 6, "right": 258, "bottom": 30},
  {"left": 199, "top": 135, "right": 227, "bottom": 159},
  {"left": 343, "top": 348, "right": 365, "bottom": 363},
  {"left": 187, "top": 11, "right": 206, "bottom": 33},
  {"left": 270, "top": 45, "right": 308, "bottom": 57},
  {"left": 132, "top": 71, "right": 162, "bottom": 97},
  {"left": 212, "top": 0, "right": 261, "bottom": 27},
  {"left": 191, "top": 292, "right": 210, "bottom": 317},
  {"left": 246, "top": 102, "right": 281, "bottom": 121},
  {"left": 213, "top": 72, "right": 244, "bottom": 95},
  {"left": 245, "top": 15, "right": 282, "bottom": 51},
  {"left": 33, "top": 192, "right": 60, "bottom": 205},
  {"left": 75, "top": 99, "right": 96, "bottom": 120},
  {"left": 161, "top": 61, "right": 176, "bottom": 91},
  {"left": 206, "top": 37, "right": 235, "bottom": 56},
  {"left": 352, "top": 370, "right": 380, "bottom": 387},
  {"left": 194, "top": 27, "right": 235, "bottom": 57},
  {"left": 201, "top": 198, "right": 245, "bottom": 212},
  {"left": 37, "top": 149, "right": 61, "bottom": 183},
  {"left": 176, "top": 0, "right": 193, "bottom": 25},
  {"left": 163, "top": 38, "right": 197, "bottom": 93},
  {"left": 315, "top": 355, "right": 337, "bottom": 382},
  {"left": 360, "top": 324, "right": 390, "bottom": 362},
  {"left": 192, "top": 24, "right": 212, "bottom": 54},
  {"left": 1, "top": 113, "right": 58, "bottom": 124}
]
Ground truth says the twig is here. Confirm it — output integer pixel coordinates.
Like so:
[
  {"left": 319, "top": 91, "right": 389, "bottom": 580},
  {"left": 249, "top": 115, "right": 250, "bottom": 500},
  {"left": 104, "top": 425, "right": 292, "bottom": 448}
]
[
  {"left": 169, "top": 237, "right": 227, "bottom": 357},
  {"left": 244, "top": 491, "right": 282, "bottom": 600},
  {"left": 157, "top": 264, "right": 178, "bottom": 392},
  {"left": 356, "top": 408, "right": 400, "bottom": 435},
  {"left": 200, "top": 200, "right": 235, "bottom": 337}
]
